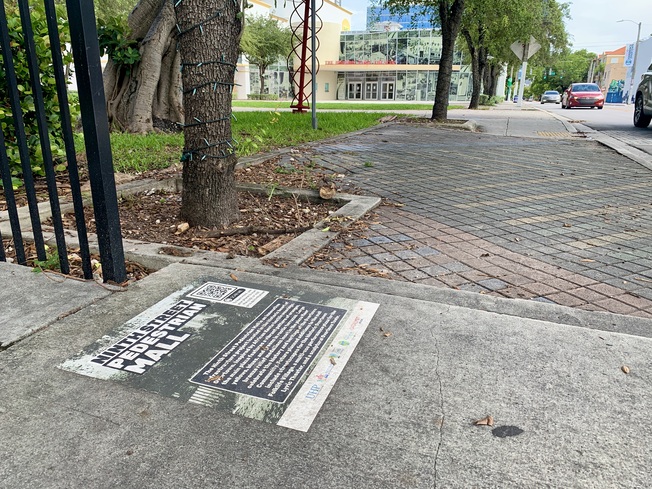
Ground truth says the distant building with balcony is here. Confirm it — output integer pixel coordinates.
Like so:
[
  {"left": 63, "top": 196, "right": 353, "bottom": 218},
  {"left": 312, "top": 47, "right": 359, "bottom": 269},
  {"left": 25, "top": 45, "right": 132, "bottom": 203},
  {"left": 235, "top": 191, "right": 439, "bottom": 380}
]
[{"left": 589, "top": 46, "right": 627, "bottom": 103}]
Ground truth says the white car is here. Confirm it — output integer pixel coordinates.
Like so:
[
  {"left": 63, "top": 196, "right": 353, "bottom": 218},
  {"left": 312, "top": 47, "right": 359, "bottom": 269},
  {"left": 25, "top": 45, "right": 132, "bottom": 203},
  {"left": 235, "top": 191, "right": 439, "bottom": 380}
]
[
  {"left": 634, "top": 63, "right": 652, "bottom": 128},
  {"left": 540, "top": 90, "right": 561, "bottom": 104}
]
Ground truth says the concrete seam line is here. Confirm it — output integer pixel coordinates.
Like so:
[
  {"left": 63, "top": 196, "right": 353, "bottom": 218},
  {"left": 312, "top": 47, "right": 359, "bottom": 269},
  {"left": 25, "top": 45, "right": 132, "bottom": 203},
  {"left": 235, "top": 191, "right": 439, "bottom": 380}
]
[{"left": 534, "top": 106, "right": 577, "bottom": 133}]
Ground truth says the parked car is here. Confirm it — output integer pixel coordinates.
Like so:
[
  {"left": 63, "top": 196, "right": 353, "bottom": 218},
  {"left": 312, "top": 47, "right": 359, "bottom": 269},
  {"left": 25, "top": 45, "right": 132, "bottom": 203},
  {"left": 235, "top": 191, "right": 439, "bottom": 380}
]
[
  {"left": 561, "top": 83, "right": 604, "bottom": 109},
  {"left": 634, "top": 63, "right": 652, "bottom": 128},
  {"left": 540, "top": 90, "right": 561, "bottom": 104}
]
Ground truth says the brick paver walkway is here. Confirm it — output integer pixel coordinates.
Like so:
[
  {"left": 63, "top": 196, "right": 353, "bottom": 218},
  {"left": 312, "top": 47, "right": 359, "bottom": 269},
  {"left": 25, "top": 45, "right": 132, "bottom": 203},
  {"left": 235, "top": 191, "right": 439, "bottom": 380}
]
[{"left": 304, "top": 123, "right": 652, "bottom": 318}]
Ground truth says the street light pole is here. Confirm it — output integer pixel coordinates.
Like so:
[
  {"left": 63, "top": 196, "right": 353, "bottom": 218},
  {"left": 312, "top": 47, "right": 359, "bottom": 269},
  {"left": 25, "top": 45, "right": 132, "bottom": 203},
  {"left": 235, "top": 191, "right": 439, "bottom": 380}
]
[{"left": 618, "top": 19, "right": 642, "bottom": 104}]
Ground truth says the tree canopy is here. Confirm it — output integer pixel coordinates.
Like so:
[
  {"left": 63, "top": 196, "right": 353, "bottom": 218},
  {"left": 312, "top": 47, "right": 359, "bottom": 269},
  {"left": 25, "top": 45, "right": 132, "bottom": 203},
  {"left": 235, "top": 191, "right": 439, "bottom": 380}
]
[
  {"left": 528, "top": 49, "right": 596, "bottom": 97},
  {"left": 53, "top": 0, "right": 135, "bottom": 21},
  {"left": 460, "top": 0, "right": 569, "bottom": 108},
  {"left": 383, "top": 0, "right": 466, "bottom": 120},
  {"left": 240, "top": 14, "right": 291, "bottom": 95},
  {"left": 94, "top": 0, "right": 135, "bottom": 20}
]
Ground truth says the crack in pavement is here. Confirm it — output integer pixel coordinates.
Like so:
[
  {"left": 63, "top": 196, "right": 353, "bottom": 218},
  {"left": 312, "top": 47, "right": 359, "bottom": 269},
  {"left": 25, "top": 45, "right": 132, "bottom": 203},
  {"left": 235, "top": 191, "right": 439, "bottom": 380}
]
[{"left": 430, "top": 320, "right": 445, "bottom": 489}]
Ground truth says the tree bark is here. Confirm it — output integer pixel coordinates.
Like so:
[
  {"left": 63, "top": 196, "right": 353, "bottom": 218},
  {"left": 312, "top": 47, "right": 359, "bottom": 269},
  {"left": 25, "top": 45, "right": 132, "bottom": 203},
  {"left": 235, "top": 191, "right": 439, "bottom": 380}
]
[
  {"left": 103, "top": 0, "right": 183, "bottom": 133},
  {"left": 462, "top": 25, "right": 487, "bottom": 110},
  {"left": 462, "top": 29, "right": 479, "bottom": 109},
  {"left": 483, "top": 62, "right": 500, "bottom": 97},
  {"left": 175, "top": 0, "right": 243, "bottom": 227},
  {"left": 431, "top": 0, "right": 465, "bottom": 121},
  {"left": 259, "top": 65, "right": 266, "bottom": 94}
]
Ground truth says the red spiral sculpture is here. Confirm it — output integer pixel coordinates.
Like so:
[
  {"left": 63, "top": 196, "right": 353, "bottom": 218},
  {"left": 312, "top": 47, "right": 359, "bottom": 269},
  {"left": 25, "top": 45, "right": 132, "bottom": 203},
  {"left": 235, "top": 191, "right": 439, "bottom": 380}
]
[{"left": 287, "top": 0, "right": 322, "bottom": 113}]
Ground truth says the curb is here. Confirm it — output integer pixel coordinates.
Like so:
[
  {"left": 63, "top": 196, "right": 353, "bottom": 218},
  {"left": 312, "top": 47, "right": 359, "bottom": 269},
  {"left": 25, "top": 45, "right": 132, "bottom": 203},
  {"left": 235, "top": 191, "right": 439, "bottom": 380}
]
[
  {"left": 534, "top": 106, "right": 578, "bottom": 133},
  {"left": 541, "top": 108, "right": 652, "bottom": 171},
  {"left": 31, "top": 177, "right": 381, "bottom": 273}
]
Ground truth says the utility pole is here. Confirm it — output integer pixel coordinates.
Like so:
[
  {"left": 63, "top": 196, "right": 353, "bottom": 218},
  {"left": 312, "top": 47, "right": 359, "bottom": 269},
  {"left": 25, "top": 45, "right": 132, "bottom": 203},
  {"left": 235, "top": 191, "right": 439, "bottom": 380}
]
[
  {"left": 618, "top": 19, "right": 642, "bottom": 104},
  {"left": 587, "top": 58, "right": 595, "bottom": 83},
  {"left": 310, "top": 0, "right": 317, "bottom": 129}
]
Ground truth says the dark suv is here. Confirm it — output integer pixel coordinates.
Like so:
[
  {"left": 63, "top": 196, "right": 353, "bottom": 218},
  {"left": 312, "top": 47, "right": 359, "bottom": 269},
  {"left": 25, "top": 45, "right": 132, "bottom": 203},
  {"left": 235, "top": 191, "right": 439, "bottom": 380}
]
[{"left": 634, "top": 63, "right": 652, "bottom": 128}]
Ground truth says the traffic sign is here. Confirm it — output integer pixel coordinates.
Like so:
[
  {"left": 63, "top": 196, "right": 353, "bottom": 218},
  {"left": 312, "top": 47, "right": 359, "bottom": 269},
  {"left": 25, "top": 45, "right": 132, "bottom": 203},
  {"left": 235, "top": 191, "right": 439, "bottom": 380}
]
[{"left": 510, "top": 36, "right": 541, "bottom": 61}]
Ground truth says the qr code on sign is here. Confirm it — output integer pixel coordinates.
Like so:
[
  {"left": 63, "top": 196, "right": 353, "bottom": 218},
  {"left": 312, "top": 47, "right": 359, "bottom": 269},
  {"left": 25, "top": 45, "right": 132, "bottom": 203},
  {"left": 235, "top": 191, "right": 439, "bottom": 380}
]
[{"left": 188, "top": 282, "right": 236, "bottom": 302}]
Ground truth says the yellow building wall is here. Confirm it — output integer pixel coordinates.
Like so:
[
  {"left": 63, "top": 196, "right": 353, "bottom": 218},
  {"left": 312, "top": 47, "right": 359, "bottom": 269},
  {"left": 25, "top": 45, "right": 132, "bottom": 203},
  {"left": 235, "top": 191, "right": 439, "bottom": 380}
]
[
  {"left": 603, "top": 57, "right": 627, "bottom": 91},
  {"left": 291, "top": 21, "right": 344, "bottom": 102}
]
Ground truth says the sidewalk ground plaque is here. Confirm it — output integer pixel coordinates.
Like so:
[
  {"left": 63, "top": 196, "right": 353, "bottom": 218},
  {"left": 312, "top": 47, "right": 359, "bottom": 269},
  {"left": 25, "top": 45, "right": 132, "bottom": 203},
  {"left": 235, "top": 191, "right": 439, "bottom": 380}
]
[{"left": 60, "top": 278, "right": 379, "bottom": 432}]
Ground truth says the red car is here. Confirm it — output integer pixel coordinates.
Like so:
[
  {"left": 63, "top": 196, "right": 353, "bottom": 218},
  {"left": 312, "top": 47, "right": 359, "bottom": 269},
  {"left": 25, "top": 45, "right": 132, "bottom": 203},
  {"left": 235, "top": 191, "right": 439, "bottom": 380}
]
[{"left": 561, "top": 83, "right": 604, "bottom": 109}]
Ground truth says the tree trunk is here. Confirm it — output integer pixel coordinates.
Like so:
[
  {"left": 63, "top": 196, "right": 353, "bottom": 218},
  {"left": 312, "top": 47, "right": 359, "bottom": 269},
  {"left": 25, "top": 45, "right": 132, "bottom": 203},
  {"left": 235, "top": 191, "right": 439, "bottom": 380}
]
[
  {"left": 175, "top": 0, "right": 242, "bottom": 227},
  {"left": 483, "top": 63, "right": 500, "bottom": 97},
  {"left": 482, "top": 64, "right": 492, "bottom": 96},
  {"left": 259, "top": 65, "right": 266, "bottom": 94},
  {"left": 462, "top": 29, "right": 480, "bottom": 109},
  {"left": 431, "top": 0, "right": 465, "bottom": 121},
  {"left": 103, "top": 0, "right": 183, "bottom": 133},
  {"left": 462, "top": 25, "right": 487, "bottom": 110}
]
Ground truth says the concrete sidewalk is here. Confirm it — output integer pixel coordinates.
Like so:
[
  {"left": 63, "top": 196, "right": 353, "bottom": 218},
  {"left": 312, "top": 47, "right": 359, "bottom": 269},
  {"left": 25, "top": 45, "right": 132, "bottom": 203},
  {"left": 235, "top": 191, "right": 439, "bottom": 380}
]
[
  {"left": 2, "top": 106, "right": 652, "bottom": 487},
  {"left": 2, "top": 261, "right": 651, "bottom": 488}
]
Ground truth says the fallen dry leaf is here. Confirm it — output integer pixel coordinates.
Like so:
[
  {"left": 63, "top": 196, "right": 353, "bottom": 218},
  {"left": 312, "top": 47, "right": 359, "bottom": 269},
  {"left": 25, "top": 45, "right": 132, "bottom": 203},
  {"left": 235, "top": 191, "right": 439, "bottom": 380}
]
[
  {"left": 473, "top": 415, "right": 494, "bottom": 427},
  {"left": 379, "top": 115, "right": 398, "bottom": 123},
  {"left": 229, "top": 273, "right": 238, "bottom": 282},
  {"left": 329, "top": 357, "right": 337, "bottom": 365},
  {"left": 563, "top": 223, "right": 572, "bottom": 228},
  {"left": 319, "top": 186, "right": 336, "bottom": 200},
  {"left": 622, "top": 365, "right": 630, "bottom": 374},
  {"left": 383, "top": 332, "right": 392, "bottom": 337}
]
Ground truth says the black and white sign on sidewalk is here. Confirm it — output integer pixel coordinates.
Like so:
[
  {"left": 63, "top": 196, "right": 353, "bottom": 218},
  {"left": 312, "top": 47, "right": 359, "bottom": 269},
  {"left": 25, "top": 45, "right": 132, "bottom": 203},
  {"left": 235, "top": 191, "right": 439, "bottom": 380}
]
[{"left": 61, "top": 277, "right": 379, "bottom": 432}]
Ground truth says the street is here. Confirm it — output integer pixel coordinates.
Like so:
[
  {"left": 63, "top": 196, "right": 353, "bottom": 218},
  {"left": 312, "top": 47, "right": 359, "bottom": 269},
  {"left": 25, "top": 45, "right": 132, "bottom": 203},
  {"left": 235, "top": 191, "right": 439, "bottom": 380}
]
[{"left": 538, "top": 102, "right": 652, "bottom": 155}]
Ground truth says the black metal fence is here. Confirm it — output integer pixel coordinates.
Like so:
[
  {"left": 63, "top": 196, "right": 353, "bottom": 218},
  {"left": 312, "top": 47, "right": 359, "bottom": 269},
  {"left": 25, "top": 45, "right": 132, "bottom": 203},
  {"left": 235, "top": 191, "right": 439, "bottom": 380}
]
[{"left": 0, "top": 0, "right": 125, "bottom": 283}]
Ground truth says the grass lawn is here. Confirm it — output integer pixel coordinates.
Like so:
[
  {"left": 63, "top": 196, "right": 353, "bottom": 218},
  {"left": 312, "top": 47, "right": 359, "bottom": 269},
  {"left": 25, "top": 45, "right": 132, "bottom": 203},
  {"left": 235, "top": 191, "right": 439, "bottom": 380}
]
[
  {"left": 233, "top": 100, "right": 465, "bottom": 111},
  {"left": 95, "top": 110, "right": 397, "bottom": 173}
]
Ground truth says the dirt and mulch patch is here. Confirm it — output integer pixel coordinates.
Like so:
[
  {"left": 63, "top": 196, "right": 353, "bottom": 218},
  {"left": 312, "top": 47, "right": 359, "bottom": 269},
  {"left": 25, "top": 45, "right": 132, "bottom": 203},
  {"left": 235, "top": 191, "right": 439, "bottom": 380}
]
[
  {"left": 82, "top": 153, "right": 347, "bottom": 258},
  {"left": 0, "top": 163, "right": 184, "bottom": 213},
  {"left": 0, "top": 239, "right": 151, "bottom": 284},
  {"left": 402, "top": 117, "right": 475, "bottom": 131},
  {"left": 1, "top": 154, "right": 354, "bottom": 281},
  {"left": 59, "top": 188, "right": 341, "bottom": 259}
]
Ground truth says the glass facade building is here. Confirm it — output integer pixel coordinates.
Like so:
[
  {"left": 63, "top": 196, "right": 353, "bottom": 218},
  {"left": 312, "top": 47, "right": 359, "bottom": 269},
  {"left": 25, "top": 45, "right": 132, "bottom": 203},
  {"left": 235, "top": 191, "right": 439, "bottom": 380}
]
[
  {"left": 366, "top": 6, "right": 434, "bottom": 30},
  {"left": 330, "top": 29, "right": 471, "bottom": 102},
  {"left": 236, "top": 0, "right": 472, "bottom": 102}
]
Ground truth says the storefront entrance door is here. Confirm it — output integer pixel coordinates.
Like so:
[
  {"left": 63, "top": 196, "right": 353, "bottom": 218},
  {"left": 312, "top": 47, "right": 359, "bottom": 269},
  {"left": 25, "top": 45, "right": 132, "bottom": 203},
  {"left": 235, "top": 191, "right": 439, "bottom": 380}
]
[
  {"left": 365, "top": 82, "right": 378, "bottom": 100},
  {"left": 381, "top": 81, "right": 395, "bottom": 100},
  {"left": 348, "top": 82, "right": 362, "bottom": 100}
]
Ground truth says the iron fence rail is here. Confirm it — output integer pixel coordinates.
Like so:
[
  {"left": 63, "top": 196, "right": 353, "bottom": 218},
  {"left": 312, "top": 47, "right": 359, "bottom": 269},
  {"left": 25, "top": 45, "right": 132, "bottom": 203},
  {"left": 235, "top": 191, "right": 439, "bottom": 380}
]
[{"left": 0, "top": 0, "right": 126, "bottom": 283}]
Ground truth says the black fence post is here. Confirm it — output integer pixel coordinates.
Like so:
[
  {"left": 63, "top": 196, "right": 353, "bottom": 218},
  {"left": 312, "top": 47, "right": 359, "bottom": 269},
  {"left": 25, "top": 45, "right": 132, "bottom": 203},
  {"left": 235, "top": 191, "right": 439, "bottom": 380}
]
[
  {"left": 0, "top": 1, "right": 47, "bottom": 262},
  {"left": 44, "top": 0, "right": 94, "bottom": 280},
  {"left": 65, "top": 0, "right": 126, "bottom": 283}
]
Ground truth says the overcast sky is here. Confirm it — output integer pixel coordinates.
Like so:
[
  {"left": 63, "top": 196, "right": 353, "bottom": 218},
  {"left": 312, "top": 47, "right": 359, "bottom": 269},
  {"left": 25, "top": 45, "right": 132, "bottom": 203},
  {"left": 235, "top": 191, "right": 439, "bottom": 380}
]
[{"left": 342, "top": 0, "right": 652, "bottom": 55}]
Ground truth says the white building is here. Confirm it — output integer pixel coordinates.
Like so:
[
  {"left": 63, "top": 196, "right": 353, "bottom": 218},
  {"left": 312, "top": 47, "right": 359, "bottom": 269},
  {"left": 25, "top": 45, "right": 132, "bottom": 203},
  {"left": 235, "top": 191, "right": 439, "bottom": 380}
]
[{"left": 625, "top": 36, "right": 652, "bottom": 102}]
